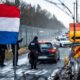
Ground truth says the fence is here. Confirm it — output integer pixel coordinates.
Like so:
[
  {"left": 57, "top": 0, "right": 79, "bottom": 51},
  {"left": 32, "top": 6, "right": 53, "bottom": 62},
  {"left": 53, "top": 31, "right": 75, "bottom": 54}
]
[{"left": 19, "top": 25, "right": 62, "bottom": 47}]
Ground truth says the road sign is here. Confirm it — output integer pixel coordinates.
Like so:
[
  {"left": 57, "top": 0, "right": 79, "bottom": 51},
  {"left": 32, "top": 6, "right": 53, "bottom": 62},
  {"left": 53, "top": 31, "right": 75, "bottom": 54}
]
[{"left": 69, "top": 23, "right": 80, "bottom": 42}]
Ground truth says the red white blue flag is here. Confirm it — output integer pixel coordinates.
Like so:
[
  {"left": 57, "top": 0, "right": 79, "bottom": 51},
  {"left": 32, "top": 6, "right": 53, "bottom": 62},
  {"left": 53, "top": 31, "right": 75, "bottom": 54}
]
[{"left": 0, "top": 4, "right": 20, "bottom": 44}]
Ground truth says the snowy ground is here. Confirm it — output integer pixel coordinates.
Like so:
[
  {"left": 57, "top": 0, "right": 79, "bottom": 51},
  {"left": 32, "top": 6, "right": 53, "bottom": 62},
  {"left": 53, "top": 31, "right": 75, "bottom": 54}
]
[
  {"left": 0, "top": 53, "right": 29, "bottom": 80},
  {"left": 0, "top": 53, "right": 48, "bottom": 80}
]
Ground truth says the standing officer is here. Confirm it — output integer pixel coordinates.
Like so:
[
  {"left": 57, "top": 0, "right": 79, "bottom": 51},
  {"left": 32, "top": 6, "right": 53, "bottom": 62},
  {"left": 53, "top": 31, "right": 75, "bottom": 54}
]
[
  {"left": 28, "top": 36, "right": 41, "bottom": 69},
  {"left": 11, "top": 38, "right": 23, "bottom": 67},
  {"left": 0, "top": 44, "right": 7, "bottom": 67}
]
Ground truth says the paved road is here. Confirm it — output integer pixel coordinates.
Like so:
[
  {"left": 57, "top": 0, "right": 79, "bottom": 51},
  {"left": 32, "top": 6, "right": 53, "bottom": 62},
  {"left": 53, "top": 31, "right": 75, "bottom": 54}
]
[{"left": 0, "top": 47, "right": 71, "bottom": 80}]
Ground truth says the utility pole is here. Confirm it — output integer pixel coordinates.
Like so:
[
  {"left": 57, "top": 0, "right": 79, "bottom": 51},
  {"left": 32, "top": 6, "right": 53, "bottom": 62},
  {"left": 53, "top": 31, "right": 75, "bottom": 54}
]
[
  {"left": 76, "top": 0, "right": 78, "bottom": 22},
  {"left": 74, "top": 2, "right": 76, "bottom": 43},
  {"left": 73, "top": 0, "right": 78, "bottom": 43}
]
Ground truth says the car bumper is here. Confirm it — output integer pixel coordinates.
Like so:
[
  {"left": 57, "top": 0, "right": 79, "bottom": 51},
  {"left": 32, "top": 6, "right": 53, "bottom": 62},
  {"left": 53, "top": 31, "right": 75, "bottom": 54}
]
[{"left": 38, "top": 54, "right": 56, "bottom": 61}]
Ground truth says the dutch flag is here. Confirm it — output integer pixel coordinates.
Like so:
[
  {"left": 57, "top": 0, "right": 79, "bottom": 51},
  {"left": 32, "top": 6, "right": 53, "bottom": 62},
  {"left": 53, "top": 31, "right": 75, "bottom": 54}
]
[{"left": 0, "top": 4, "right": 20, "bottom": 44}]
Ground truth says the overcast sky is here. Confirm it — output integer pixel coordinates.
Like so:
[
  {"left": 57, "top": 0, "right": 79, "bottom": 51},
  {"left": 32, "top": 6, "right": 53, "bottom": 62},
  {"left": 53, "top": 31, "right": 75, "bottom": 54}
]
[{"left": 24, "top": 0, "right": 80, "bottom": 28}]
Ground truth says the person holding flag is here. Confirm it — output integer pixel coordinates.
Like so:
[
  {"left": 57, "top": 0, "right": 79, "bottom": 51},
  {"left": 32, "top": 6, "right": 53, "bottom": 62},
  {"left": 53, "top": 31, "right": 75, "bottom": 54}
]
[
  {"left": 0, "top": 4, "right": 20, "bottom": 80},
  {"left": 11, "top": 38, "right": 23, "bottom": 67},
  {"left": 0, "top": 44, "right": 7, "bottom": 67}
]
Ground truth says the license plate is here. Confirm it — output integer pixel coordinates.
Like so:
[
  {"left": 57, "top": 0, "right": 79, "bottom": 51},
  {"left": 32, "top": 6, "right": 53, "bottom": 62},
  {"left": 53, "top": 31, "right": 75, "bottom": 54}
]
[{"left": 38, "top": 56, "right": 48, "bottom": 59}]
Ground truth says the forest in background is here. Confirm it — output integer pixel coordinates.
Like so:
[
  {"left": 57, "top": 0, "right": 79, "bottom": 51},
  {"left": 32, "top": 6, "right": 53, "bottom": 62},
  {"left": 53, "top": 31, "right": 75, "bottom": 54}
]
[{"left": 20, "top": 2, "right": 66, "bottom": 30}]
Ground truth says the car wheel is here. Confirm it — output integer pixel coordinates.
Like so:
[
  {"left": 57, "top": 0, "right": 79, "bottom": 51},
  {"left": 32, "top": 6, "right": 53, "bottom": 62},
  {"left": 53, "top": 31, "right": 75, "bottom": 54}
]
[
  {"left": 54, "top": 54, "right": 58, "bottom": 63},
  {"left": 57, "top": 53, "right": 60, "bottom": 61},
  {"left": 55, "top": 51, "right": 60, "bottom": 62}
]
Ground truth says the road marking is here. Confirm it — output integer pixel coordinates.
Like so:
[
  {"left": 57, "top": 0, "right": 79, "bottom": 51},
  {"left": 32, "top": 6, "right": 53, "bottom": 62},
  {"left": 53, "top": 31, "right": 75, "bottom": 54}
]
[
  {"left": 0, "top": 66, "right": 12, "bottom": 74},
  {"left": 24, "top": 69, "right": 48, "bottom": 75},
  {"left": 48, "top": 68, "right": 60, "bottom": 80}
]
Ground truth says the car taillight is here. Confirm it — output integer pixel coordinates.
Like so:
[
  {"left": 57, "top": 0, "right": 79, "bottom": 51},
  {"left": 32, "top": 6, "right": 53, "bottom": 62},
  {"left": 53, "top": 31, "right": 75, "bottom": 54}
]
[{"left": 48, "top": 49, "right": 56, "bottom": 53}]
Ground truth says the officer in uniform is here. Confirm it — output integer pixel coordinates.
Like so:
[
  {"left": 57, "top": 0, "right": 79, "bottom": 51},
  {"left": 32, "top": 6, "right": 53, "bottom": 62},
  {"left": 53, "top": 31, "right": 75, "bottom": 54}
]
[{"left": 28, "top": 36, "right": 41, "bottom": 69}]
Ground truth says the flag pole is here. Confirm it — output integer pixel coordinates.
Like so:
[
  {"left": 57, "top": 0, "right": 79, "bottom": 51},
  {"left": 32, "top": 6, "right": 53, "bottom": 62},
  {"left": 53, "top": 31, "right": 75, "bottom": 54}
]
[
  {"left": 14, "top": 0, "right": 19, "bottom": 80},
  {"left": 14, "top": 44, "right": 17, "bottom": 80},
  {"left": 14, "top": 0, "right": 19, "bottom": 79}
]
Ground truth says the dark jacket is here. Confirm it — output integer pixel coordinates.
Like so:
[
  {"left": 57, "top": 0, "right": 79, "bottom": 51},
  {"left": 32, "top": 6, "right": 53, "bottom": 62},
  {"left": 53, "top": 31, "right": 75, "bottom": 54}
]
[
  {"left": 11, "top": 38, "right": 23, "bottom": 51},
  {"left": 28, "top": 39, "right": 41, "bottom": 53},
  {"left": 0, "top": 44, "right": 7, "bottom": 51}
]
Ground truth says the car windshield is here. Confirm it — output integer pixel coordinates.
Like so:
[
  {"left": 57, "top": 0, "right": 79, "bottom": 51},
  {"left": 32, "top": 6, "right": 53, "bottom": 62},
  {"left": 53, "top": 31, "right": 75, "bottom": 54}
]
[{"left": 40, "top": 43, "right": 53, "bottom": 49}]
